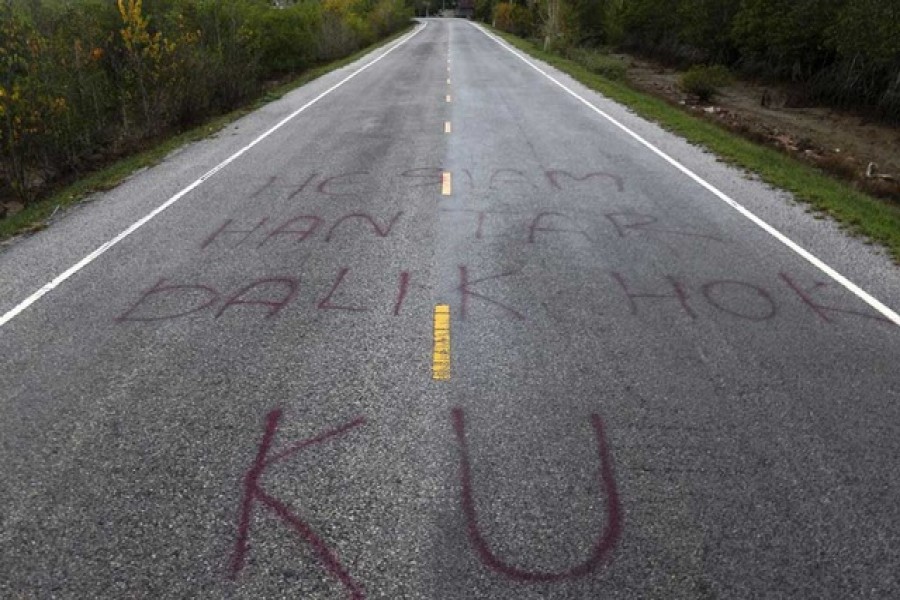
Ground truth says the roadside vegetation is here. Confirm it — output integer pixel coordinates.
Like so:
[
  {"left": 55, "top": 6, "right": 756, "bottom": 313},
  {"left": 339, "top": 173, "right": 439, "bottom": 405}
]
[
  {"left": 473, "top": 0, "right": 900, "bottom": 259},
  {"left": 0, "top": 0, "right": 412, "bottom": 223},
  {"left": 476, "top": 0, "right": 900, "bottom": 122},
  {"left": 0, "top": 25, "right": 413, "bottom": 240}
]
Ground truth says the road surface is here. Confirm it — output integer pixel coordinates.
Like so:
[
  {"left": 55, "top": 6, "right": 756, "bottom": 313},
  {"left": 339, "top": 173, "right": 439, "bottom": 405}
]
[{"left": 2, "top": 19, "right": 899, "bottom": 599}]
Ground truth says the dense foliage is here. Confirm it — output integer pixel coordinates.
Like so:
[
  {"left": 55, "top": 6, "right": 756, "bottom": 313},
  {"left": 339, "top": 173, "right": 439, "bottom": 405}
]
[
  {"left": 679, "top": 64, "right": 732, "bottom": 102},
  {"left": 482, "top": 0, "right": 900, "bottom": 120},
  {"left": 0, "top": 0, "right": 412, "bottom": 202}
]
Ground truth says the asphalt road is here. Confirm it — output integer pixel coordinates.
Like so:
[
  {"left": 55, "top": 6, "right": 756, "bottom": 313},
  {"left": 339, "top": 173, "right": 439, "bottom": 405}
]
[{"left": 2, "top": 19, "right": 900, "bottom": 599}]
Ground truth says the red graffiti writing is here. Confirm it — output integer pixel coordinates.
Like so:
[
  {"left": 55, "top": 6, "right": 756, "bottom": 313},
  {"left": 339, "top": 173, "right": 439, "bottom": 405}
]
[
  {"left": 201, "top": 219, "right": 269, "bottom": 250},
  {"left": 441, "top": 209, "right": 723, "bottom": 246},
  {"left": 317, "top": 267, "right": 367, "bottom": 312},
  {"left": 316, "top": 171, "right": 371, "bottom": 197},
  {"left": 117, "top": 267, "right": 382, "bottom": 321},
  {"left": 604, "top": 212, "right": 722, "bottom": 242},
  {"left": 545, "top": 169, "right": 624, "bottom": 193},
  {"left": 287, "top": 173, "right": 319, "bottom": 201},
  {"left": 250, "top": 176, "right": 278, "bottom": 200},
  {"left": 701, "top": 280, "right": 776, "bottom": 322},
  {"left": 116, "top": 279, "right": 219, "bottom": 322},
  {"left": 400, "top": 167, "right": 443, "bottom": 189},
  {"left": 325, "top": 213, "right": 402, "bottom": 242},
  {"left": 201, "top": 212, "right": 403, "bottom": 250},
  {"left": 117, "top": 270, "right": 887, "bottom": 328},
  {"left": 216, "top": 277, "right": 299, "bottom": 319},
  {"left": 611, "top": 271, "right": 696, "bottom": 319},
  {"left": 440, "top": 168, "right": 625, "bottom": 193},
  {"left": 779, "top": 272, "right": 891, "bottom": 324},
  {"left": 452, "top": 408, "right": 622, "bottom": 582},
  {"left": 393, "top": 271, "right": 410, "bottom": 316},
  {"left": 229, "top": 409, "right": 366, "bottom": 599},
  {"left": 458, "top": 266, "right": 525, "bottom": 321},
  {"left": 490, "top": 169, "right": 536, "bottom": 190},
  {"left": 441, "top": 209, "right": 513, "bottom": 240},
  {"left": 258, "top": 215, "right": 322, "bottom": 248},
  {"left": 401, "top": 168, "right": 625, "bottom": 193},
  {"left": 528, "top": 212, "right": 593, "bottom": 244},
  {"left": 609, "top": 271, "right": 888, "bottom": 325},
  {"left": 231, "top": 168, "right": 628, "bottom": 203}
]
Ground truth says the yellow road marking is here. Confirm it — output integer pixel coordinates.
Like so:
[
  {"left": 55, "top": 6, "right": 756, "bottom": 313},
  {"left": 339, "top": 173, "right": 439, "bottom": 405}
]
[
  {"left": 441, "top": 171, "right": 452, "bottom": 195},
  {"left": 444, "top": 121, "right": 452, "bottom": 134},
  {"left": 432, "top": 304, "right": 451, "bottom": 380}
]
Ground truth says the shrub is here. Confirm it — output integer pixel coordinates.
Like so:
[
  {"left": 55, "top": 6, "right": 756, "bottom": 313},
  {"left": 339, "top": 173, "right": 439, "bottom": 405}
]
[
  {"left": 251, "top": 3, "right": 321, "bottom": 75},
  {"left": 369, "top": 0, "right": 413, "bottom": 40},
  {"left": 492, "top": 2, "right": 533, "bottom": 38},
  {"left": 568, "top": 48, "right": 626, "bottom": 81},
  {"left": 679, "top": 64, "right": 732, "bottom": 102},
  {"left": 317, "top": 2, "right": 369, "bottom": 62}
]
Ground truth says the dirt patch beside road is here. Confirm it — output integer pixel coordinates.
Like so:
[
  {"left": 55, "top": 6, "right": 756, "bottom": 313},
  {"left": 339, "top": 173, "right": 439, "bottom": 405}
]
[{"left": 622, "top": 55, "right": 900, "bottom": 203}]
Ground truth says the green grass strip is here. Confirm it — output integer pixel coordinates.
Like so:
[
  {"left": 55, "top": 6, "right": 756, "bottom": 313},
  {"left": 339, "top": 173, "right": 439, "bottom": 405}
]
[
  {"left": 492, "top": 29, "right": 900, "bottom": 262},
  {"left": 0, "top": 24, "right": 415, "bottom": 242}
]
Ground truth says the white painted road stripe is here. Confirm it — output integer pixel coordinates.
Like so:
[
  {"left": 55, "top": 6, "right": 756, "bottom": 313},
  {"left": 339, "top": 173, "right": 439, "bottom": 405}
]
[
  {"left": 472, "top": 23, "right": 900, "bottom": 327},
  {"left": 0, "top": 24, "right": 427, "bottom": 329}
]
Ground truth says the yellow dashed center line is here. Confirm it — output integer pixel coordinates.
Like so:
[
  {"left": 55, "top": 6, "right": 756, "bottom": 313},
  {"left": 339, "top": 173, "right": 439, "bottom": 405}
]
[
  {"left": 444, "top": 121, "right": 452, "bottom": 134},
  {"left": 441, "top": 171, "right": 452, "bottom": 196},
  {"left": 432, "top": 305, "right": 451, "bottom": 380}
]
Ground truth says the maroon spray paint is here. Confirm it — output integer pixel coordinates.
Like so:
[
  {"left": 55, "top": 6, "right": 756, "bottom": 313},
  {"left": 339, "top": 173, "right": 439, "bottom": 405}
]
[
  {"left": 393, "top": 271, "right": 410, "bottom": 316},
  {"left": 229, "top": 409, "right": 367, "bottom": 599},
  {"left": 325, "top": 212, "right": 403, "bottom": 242},
  {"left": 318, "top": 267, "right": 367, "bottom": 312},
  {"left": 216, "top": 277, "right": 299, "bottom": 319},
  {"left": 779, "top": 272, "right": 890, "bottom": 324},
  {"left": 258, "top": 215, "right": 322, "bottom": 247},
  {"left": 604, "top": 212, "right": 722, "bottom": 242},
  {"left": 452, "top": 408, "right": 622, "bottom": 582},
  {"left": 610, "top": 271, "right": 696, "bottom": 319},
  {"left": 528, "top": 212, "right": 593, "bottom": 244},
  {"left": 457, "top": 266, "right": 525, "bottom": 321},
  {"left": 201, "top": 219, "right": 269, "bottom": 249},
  {"left": 116, "top": 278, "right": 219, "bottom": 322},
  {"left": 545, "top": 170, "right": 624, "bottom": 193}
]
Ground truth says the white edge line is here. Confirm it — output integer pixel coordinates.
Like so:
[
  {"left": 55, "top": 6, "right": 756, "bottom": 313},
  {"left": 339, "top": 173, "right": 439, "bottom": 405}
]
[
  {"left": 471, "top": 23, "right": 900, "bottom": 327},
  {"left": 0, "top": 23, "right": 427, "bottom": 329}
]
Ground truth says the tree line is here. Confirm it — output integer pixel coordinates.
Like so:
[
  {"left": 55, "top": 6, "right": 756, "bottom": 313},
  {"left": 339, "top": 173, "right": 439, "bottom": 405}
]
[
  {"left": 477, "top": 0, "right": 900, "bottom": 120},
  {"left": 0, "top": 0, "right": 412, "bottom": 204}
]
